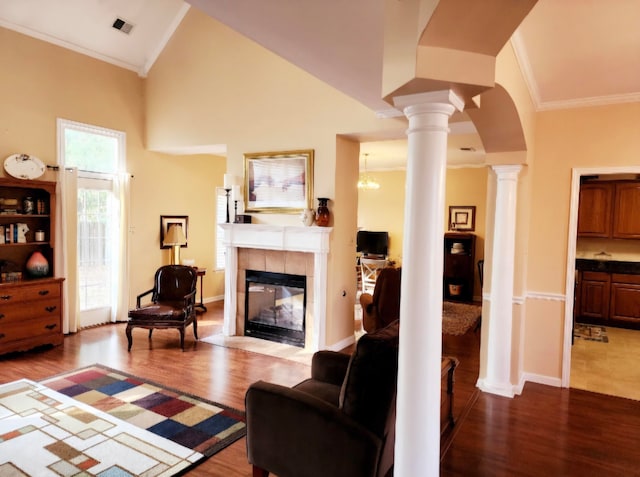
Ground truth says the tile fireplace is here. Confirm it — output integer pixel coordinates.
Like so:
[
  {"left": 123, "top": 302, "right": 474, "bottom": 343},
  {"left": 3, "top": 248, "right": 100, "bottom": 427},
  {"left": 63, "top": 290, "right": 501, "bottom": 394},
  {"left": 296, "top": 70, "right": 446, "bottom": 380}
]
[{"left": 220, "top": 224, "right": 332, "bottom": 351}]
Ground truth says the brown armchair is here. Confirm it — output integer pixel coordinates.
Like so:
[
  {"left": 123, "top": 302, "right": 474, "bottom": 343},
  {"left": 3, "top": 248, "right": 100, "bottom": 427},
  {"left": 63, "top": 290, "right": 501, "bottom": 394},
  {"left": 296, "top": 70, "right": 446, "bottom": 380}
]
[
  {"left": 245, "top": 320, "right": 399, "bottom": 477},
  {"left": 126, "top": 265, "right": 198, "bottom": 351},
  {"left": 360, "top": 267, "right": 401, "bottom": 333}
]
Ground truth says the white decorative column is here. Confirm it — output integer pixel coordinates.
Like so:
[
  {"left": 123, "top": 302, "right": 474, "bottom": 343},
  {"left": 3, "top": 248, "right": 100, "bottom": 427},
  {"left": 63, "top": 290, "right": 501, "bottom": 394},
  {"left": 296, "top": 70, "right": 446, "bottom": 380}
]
[
  {"left": 477, "top": 164, "right": 522, "bottom": 397},
  {"left": 393, "top": 90, "right": 464, "bottom": 476}
]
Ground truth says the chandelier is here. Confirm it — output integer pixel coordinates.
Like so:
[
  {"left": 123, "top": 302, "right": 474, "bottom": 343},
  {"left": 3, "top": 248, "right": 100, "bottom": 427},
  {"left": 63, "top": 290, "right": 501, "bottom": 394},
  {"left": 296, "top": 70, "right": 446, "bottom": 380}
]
[{"left": 357, "top": 153, "right": 380, "bottom": 190}]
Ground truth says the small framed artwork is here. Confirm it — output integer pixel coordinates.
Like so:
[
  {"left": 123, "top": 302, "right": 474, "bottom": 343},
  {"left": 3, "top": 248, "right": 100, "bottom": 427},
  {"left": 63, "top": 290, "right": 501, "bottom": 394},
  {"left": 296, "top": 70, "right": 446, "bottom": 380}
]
[
  {"left": 160, "top": 215, "right": 188, "bottom": 249},
  {"left": 244, "top": 149, "right": 314, "bottom": 213},
  {"left": 448, "top": 206, "right": 476, "bottom": 231}
]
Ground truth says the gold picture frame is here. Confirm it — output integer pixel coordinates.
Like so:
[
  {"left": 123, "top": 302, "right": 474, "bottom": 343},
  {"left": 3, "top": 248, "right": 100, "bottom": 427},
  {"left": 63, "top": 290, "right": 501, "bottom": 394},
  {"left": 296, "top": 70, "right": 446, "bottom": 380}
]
[
  {"left": 243, "top": 149, "right": 314, "bottom": 213},
  {"left": 448, "top": 206, "right": 476, "bottom": 231}
]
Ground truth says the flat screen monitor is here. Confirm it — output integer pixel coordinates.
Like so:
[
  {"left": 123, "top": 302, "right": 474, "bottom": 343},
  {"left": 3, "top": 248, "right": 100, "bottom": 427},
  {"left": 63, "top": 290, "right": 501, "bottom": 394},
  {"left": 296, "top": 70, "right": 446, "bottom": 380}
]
[{"left": 356, "top": 230, "right": 389, "bottom": 258}]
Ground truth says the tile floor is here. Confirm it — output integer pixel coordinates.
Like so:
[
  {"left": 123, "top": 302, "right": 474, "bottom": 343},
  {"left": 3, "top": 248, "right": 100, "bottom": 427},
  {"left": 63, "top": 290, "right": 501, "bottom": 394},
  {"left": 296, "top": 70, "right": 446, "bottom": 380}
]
[{"left": 570, "top": 324, "right": 640, "bottom": 401}]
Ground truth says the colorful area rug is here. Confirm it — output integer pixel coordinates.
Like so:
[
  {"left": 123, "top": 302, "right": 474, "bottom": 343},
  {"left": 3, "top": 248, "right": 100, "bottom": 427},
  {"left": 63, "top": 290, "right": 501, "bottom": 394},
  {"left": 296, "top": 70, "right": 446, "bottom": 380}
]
[
  {"left": 574, "top": 323, "right": 609, "bottom": 343},
  {"left": 0, "top": 364, "right": 247, "bottom": 476},
  {"left": 0, "top": 379, "right": 201, "bottom": 476}
]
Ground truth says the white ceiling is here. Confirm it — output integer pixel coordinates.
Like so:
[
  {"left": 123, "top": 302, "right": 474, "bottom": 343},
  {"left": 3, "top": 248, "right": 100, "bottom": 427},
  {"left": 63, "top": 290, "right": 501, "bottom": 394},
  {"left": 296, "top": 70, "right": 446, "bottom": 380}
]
[{"left": 1, "top": 0, "right": 638, "bottom": 169}]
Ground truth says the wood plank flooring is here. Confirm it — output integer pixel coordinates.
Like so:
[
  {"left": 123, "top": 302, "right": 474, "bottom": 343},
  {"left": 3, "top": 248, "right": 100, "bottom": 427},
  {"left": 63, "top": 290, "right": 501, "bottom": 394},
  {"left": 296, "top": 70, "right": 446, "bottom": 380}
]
[{"left": 1, "top": 301, "right": 639, "bottom": 476}]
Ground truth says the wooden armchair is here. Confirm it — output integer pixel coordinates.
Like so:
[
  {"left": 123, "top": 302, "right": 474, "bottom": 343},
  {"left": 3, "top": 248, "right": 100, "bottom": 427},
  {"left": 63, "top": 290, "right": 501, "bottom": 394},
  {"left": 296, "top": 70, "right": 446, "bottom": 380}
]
[{"left": 126, "top": 265, "right": 198, "bottom": 351}]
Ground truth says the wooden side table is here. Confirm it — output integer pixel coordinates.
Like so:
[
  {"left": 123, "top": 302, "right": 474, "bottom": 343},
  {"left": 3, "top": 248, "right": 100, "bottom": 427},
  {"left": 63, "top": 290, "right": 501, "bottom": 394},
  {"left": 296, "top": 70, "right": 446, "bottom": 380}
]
[{"left": 195, "top": 267, "right": 207, "bottom": 313}]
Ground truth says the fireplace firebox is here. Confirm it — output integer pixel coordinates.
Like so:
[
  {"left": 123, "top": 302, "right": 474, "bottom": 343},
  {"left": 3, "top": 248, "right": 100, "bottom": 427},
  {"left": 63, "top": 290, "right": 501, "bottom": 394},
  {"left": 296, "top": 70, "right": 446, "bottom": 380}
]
[{"left": 245, "top": 270, "right": 306, "bottom": 347}]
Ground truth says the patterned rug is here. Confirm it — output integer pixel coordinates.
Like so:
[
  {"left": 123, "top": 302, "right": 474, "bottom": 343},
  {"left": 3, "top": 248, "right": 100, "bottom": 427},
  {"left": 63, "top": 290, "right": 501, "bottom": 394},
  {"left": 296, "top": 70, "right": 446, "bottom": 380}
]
[
  {"left": 442, "top": 301, "right": 482, "bottom": 336},
  {"left": 23, "top": 365, "right": 246, "bottom": 477},
  {"left": 0, "top": 379, "right": 201, "bottom": 476},
  {"left": 574, "top": 323, "right": 609, "bottom": 343}
]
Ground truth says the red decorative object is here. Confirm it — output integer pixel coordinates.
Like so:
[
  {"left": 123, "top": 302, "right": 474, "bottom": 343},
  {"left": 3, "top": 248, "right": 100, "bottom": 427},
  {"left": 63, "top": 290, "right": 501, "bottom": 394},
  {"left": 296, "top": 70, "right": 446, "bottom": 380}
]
[
  {"left": 26, "top": 251, "right": 49, "bottom": 277},
  {"left": 316, "top": 198, "right": 330, "bottom": 227}
]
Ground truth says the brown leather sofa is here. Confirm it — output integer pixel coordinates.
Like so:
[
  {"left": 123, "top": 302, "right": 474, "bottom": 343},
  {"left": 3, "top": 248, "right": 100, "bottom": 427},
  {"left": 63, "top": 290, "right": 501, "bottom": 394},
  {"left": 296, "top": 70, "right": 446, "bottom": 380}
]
[
  {"left": 245, "top": 320, "right": 400, "bottom": 477},
  {"left": 360, "top": 266, "right": 401, "bottom": 333}
]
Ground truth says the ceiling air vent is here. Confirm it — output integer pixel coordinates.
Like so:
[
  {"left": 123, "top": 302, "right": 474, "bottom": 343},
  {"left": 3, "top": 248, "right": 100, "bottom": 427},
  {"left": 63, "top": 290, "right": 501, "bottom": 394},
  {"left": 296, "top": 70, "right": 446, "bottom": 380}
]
[{"left": 112, "top": 18, "right": 134, "bottom": 34}]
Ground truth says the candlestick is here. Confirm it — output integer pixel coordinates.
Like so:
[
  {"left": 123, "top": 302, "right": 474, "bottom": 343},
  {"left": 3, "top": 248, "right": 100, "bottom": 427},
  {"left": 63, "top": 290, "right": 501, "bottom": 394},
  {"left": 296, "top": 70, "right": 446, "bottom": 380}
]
[{"left": 225, "top": 188, "right": 231, "bottom": 223}]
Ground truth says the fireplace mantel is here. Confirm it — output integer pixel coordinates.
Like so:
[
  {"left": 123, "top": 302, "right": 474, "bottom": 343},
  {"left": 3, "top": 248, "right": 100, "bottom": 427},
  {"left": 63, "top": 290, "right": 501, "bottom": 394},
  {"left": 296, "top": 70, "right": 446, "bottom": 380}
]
[{"left": 220, "top": 223, "right": 333, "bottom": 351}]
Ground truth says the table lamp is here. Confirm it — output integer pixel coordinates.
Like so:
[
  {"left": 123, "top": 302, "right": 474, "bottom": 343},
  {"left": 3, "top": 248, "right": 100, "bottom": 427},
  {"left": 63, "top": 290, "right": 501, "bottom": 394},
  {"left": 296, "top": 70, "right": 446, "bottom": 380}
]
[{"left": 164, "top": 223, "right": 187, "bottom": 265}]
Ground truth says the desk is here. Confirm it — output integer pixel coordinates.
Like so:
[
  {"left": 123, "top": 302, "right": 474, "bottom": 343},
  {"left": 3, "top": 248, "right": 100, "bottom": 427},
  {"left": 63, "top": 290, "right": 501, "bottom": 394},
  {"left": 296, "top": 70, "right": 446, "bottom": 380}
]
[{"left": 195, "top": 267, "right": 207, "bottom": 313}]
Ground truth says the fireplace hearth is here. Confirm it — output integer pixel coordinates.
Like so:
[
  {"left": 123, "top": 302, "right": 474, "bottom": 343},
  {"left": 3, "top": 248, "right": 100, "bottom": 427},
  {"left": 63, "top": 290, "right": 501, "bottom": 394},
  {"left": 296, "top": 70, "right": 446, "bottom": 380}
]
[{"left": 245, "top": 270, "right": 306, "bottom": 347}]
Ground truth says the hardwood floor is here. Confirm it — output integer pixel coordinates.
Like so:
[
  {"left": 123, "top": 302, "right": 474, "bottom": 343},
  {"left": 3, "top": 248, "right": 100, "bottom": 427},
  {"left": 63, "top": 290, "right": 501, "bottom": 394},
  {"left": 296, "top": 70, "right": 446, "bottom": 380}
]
[{"left": 2, "top": 301, "right": 639, "bottom": 476}]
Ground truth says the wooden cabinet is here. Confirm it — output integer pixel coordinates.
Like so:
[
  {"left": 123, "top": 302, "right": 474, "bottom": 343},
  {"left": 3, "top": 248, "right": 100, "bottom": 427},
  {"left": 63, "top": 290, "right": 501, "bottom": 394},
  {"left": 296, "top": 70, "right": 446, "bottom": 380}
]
[
  {"left": 0, "top": 177, "right": 63, "bottom": 354},
  {"left": 578, "top": 180, "right": 640, "bottom": 239},
  {"left": 610, "top": 274, "right": 640, "bottom": 323},
  {"left": 0, "top": 278, "right": 64, "bottom": 353},
  {"left": 612, "top": 182, "right": 640, "bottom": 239},
  {"left": 443, "top": 233, "right": 475, "bottom": 302},
  {"left": 577, "top": 183, "right": 613, "bottom": 237},
  {"left": 578, "top": 271, "right": 611, "bottom": 320},
  {"left": 577, "top": 270, "right": 640, "bottom": 327}
]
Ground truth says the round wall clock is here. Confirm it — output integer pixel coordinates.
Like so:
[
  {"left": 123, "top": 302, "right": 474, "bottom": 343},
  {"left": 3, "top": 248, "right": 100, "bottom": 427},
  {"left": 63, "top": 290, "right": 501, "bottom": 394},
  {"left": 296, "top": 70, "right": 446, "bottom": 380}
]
[{"left": 3, "top": 153, "right": 46, "bottom": 180}]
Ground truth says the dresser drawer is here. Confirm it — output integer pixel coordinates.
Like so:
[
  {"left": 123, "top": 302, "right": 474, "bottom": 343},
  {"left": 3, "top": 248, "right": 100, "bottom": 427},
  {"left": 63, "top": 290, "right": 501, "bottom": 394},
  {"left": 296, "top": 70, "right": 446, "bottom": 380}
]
[
  {"left": 0, "top": 298, "right": 61, "bottom": 323},
  {"left": 0, "top": 281, "right": 61, "bottom": 303},
  {"left": 0, "top": 316, "right": 61, "bottom": 343}
]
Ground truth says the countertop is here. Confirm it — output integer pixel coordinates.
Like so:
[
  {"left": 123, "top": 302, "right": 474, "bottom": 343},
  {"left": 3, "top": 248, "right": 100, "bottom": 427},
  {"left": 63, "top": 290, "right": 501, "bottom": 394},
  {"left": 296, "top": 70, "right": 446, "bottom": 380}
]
[{"left": 576, "top": 258, "right": 640, "bottom": 274}]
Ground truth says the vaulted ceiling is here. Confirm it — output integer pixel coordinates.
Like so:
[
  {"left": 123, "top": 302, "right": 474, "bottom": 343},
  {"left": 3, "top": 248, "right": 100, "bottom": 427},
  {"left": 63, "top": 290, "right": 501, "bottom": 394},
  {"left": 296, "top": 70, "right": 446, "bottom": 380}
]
[{"left": 1, "top": 0, "right": 638, "bottom": 167}]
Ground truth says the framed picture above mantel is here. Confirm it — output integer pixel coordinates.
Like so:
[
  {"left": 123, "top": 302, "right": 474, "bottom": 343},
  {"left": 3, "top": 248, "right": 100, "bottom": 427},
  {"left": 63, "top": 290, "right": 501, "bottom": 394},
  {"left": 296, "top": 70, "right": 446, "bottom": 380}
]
[{"left": 243, "top": 149, "right": 314, "bottom": 213}]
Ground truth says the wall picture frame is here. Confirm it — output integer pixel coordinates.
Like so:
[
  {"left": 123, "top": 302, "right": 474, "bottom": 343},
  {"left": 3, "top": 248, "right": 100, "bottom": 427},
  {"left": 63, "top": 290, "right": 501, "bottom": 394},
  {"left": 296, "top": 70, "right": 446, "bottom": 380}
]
[
  {"left": 448, "top": 206, "right": 476, "bottom": 231},
  {"left": 243, "top": 149, "right": 314, "bottom": 213},
  {"left": 160, "top": 215, "right": 188, "bottom": 249}
]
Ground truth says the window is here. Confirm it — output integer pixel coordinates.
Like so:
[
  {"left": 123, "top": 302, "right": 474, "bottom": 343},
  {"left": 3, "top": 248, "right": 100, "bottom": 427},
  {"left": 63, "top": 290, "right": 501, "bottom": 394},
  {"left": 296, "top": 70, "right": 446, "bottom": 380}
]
[{"left": 58, "top": 119, "right": 127, "bottom": 327}]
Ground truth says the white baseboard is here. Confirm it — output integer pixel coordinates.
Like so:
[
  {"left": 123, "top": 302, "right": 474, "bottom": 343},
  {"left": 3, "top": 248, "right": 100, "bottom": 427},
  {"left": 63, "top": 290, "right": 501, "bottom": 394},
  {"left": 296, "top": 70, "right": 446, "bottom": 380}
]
[
  {"left": 327, "top": 334, "right": 356, "bottom": 352},
  {"left": 521, "top": 372, "right": 562, "bottom": 388}
]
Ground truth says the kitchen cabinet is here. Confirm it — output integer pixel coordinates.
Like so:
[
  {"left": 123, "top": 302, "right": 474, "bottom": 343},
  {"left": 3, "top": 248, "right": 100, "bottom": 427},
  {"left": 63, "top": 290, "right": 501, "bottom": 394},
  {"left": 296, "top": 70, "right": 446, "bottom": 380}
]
[
  {"left": 443, "top": 233, "right": 475, "bottom": 302},
  {"left": 612, "top": 182, "right": 640, "bottom": 239},
  {"left": 577, "top": 183, "right": 613, "bottom": 238},
  {"left": 578, "top": 180, "right": 640, "bottom": 239},
  {"left": 578, "top": 271, "right": 611, "bottom": 320},
  {"left": 610, "top": 274, "right": 640, "bottom": 323},
  {"left": 576, "top": 266, "right": 640, "bottom": 328}
]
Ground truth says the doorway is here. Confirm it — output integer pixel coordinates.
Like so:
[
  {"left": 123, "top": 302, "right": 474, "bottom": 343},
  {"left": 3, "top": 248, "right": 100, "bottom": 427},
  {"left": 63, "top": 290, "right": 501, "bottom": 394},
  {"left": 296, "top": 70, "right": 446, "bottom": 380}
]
[
  {"left": 58, "top": 119, "right": 129, "bottom": 328},
  {"left": 563, "top": 166, "right": 640, "bottom": 400}
]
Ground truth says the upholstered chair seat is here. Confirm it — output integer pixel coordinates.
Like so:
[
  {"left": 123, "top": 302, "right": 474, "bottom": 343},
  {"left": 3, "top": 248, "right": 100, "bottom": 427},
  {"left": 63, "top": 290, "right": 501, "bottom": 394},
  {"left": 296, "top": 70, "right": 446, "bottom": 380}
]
[{"left": 245, "top": 320, "right": 400, "bottom": 477}]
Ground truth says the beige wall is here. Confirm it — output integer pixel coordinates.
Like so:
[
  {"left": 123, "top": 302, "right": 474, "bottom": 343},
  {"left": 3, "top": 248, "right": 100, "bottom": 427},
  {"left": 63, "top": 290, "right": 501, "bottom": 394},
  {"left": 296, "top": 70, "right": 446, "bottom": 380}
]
[
  {"left": 0, "top": 27, "right": 225, "bottom": 307},
  {"left": 358, "top": 166, "right": 488, "bottom": 298},
  {"left": 523, "top": 102, "right": 640, "bottom": 379},
  {"left": 145, "top": 9, "right": 407, "bottom": 346}
]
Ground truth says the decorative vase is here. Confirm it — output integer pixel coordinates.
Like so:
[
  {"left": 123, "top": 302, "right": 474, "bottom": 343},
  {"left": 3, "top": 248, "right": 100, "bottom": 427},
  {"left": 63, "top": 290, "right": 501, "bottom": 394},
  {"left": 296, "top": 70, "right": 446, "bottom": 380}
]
[
  {"left": 26, "top": 251, "right": 49, "bottom": 278},
  {"left": 301, "top": 208, "right": 315, "bottom": 227},
  {"left": 316, "top": 198, "right": 330, "bottom": 227}
]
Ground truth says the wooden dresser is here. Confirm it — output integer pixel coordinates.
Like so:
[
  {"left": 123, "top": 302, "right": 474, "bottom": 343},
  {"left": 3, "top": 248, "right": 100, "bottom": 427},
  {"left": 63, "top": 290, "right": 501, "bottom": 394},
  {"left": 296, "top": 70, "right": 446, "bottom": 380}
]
[{"left": 0, "top": 277, "right": 64, "bottom": 354}]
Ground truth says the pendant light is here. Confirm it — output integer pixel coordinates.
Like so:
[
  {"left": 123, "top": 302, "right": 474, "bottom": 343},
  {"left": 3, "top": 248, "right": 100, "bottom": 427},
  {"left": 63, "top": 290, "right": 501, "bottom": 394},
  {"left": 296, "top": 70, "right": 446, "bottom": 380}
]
[{"left": 357, "top": 153, "right": 380, "bottom": 190}]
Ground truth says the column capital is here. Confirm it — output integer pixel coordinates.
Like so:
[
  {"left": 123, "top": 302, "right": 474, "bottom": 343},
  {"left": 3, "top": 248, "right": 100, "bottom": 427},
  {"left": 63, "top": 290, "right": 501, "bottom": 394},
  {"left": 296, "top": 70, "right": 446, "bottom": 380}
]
[
  {"left": 491, "top": 164, "right": 522, "bottom": 178},
  {"left": 393, "top": 89, "right": 465, "bottom": 114}
]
